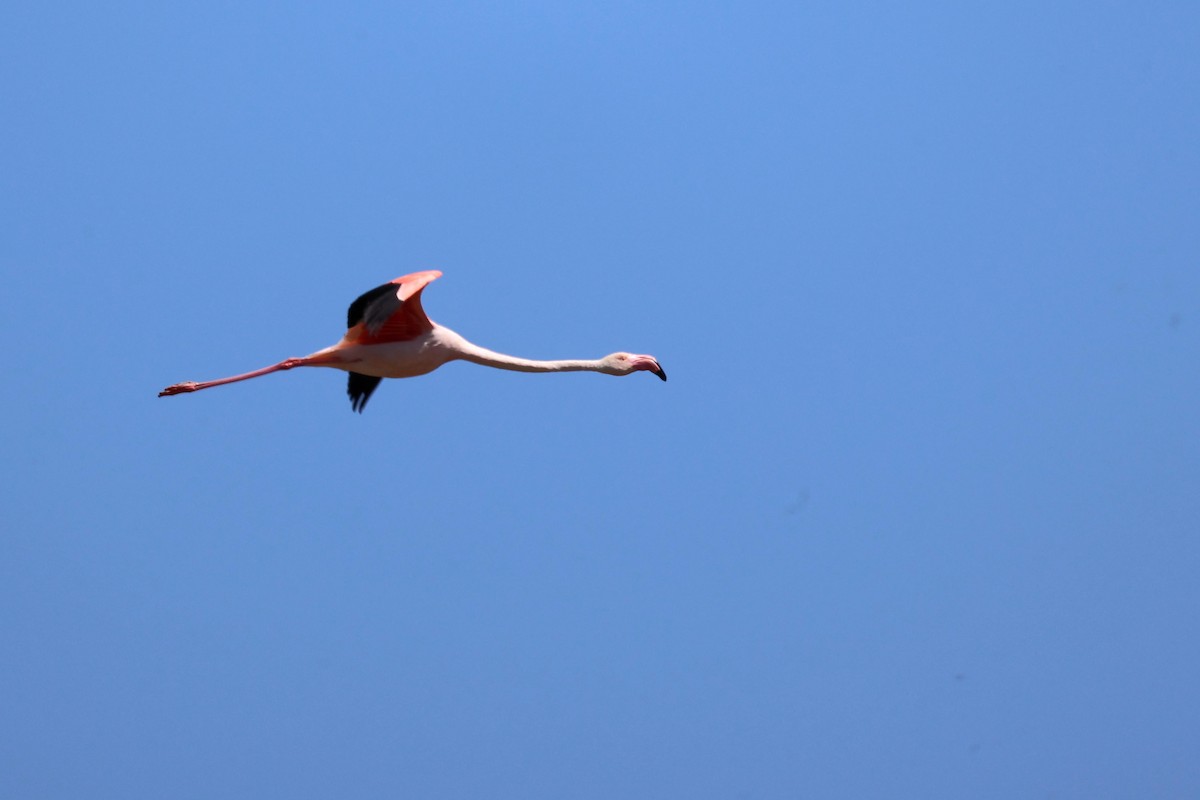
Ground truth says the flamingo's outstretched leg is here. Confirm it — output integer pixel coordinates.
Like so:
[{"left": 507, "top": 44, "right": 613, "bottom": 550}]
[{"left": 159, "top": 357, "right": 312, "bottom": 397}]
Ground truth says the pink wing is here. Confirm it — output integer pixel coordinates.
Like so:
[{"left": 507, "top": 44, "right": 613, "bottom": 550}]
[{"left": 343, "top": 270, "right": 442, "bottom": 345}]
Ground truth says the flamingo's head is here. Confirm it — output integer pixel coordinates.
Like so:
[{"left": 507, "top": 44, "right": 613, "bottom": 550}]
[{"left": 601, "top": 352, "right": 667, "bottom": 381}]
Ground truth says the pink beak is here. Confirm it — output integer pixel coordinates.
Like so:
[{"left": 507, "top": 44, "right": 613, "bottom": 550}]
[{"left": 635, "top": 357, "right": 667, "bottom": 381}]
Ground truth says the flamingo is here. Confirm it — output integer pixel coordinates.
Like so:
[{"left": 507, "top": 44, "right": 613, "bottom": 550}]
[{"left": 159, "top": 271, "right": 666, "bottom": 412}]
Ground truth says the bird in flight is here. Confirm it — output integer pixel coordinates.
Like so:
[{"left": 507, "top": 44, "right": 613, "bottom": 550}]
[{"left": 159, "top": 271, "right": 666, "bottom": 412}]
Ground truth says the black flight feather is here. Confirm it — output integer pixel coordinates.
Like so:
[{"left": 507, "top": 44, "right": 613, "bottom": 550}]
[
  {"left": 347, "top": 372, "right": 383, "bottom": 413},
  {"left": 346, "top": 282, "right": 398, "bottom": 330}
]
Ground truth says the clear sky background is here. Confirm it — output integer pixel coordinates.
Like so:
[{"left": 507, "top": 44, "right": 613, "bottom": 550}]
[{"left": 3, "top": 2, "right": 1198, "bottom": 798}]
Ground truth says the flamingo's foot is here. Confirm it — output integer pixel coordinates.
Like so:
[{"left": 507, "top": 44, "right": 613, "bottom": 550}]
[{"left": 159, "top": 382, "right": 199, "bottom": 397}]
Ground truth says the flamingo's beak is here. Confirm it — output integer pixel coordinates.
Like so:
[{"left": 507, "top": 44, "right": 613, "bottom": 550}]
[{"left": 631, "top": 355, "right": 666, "bottom": 381}]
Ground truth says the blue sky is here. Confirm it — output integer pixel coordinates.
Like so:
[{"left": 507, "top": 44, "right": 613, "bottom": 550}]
[{"left": 3, "top": 2, "right": 1199, "bottom": 797}]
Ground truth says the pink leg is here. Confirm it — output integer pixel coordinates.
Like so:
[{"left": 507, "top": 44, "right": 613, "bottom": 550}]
[{"left": 159, "top": 356, "right": 310, "bottom": 397}]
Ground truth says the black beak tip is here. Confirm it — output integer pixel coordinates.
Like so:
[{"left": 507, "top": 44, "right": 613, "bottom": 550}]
[{"left": 654, "top": 366, "right": 667, "bottom": 382}]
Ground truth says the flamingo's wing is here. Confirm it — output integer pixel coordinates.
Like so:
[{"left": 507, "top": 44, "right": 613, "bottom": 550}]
[
  {"left": 347, "top": 372, "right": 382, "bottom": 413},
  {"left": 344, "top": 270, "right": 442, "bottom": 344}
]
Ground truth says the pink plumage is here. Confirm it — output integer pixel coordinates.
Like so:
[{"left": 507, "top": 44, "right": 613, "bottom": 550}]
[{"left": 159, "top": 271, "right": 666, "bottom": 412}]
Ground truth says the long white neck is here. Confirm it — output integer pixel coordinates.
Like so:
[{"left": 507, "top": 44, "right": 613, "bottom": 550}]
[{"left": 444, "top": 328, "right": 608, "bottom": 375}]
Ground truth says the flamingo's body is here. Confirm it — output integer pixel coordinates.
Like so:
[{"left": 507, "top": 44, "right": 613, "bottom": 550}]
[{"left": 159, "top": 271, "right": 666, "bottom": 412}]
